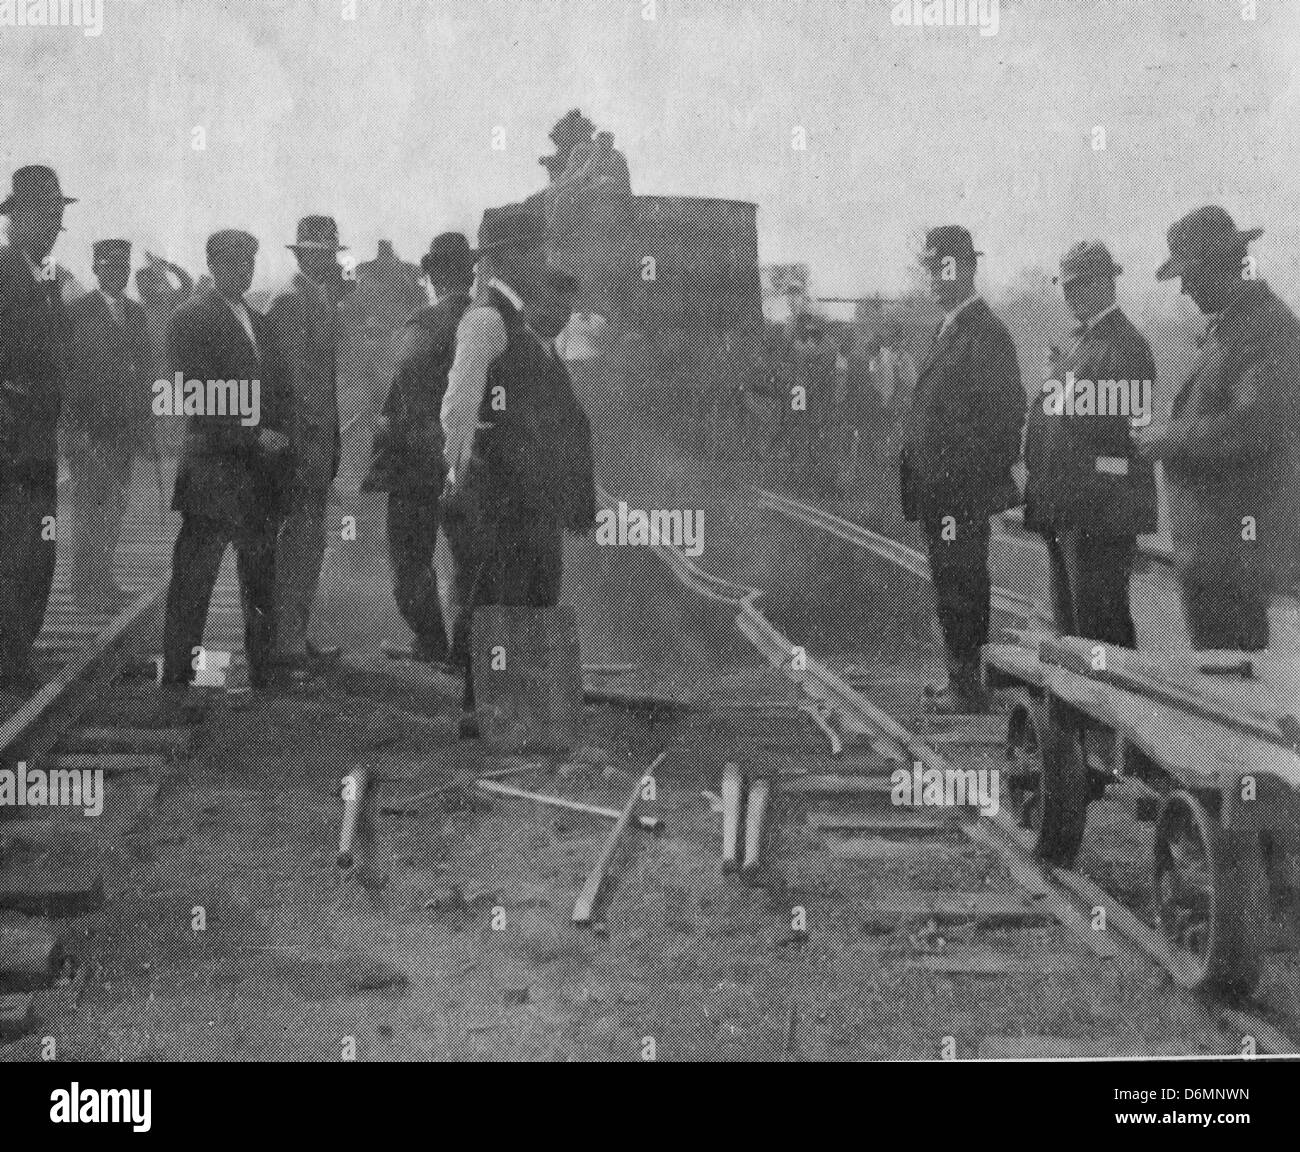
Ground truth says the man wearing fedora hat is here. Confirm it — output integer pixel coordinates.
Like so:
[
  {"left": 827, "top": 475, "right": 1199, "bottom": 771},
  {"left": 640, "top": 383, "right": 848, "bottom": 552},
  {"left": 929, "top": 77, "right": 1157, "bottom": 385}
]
[
  {"left": 1024, "top": 241, "right": 1158, "bottom": 649},
  {"left": 63, "top": 238, "right": 155, "bottom": 613},
  {"left": 266, "top": 216, "right": 350, "bottom": 679},
  {"left": 1139, "top": 206, "right": 1300, "bottom": 651},
  {"left": 441, "top": 202, "right": 568, "bottom": 737},
  {"left": 363, "top": 231, "right": 477, "bottom": 666},
  {"left": 0, "top": 165, "right": 76, "bottom": 695},
  {"left": 902, "top": 225, "right": 1025, "bottom": 713}
]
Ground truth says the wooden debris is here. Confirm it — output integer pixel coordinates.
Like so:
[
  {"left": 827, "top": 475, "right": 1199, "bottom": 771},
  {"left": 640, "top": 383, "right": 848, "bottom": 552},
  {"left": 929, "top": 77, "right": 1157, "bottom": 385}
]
[
  {"left": 740, "top": 778, "right": 771, "bottom": 878},
  {"left": 46, "top": 753, "right": 171, "bottom": 776},
  {"left": 720, "top": 762, "right": 744, "bottom": 874},
  {"left": 475, "top": 779, "right": 664, "bottom": 833},
  {"left": 381, "top": 763, "right": 537, "bottom": 815},
  {"left": 0, "top": 992, "right": 34, "bottom": 1041},
  {"left": 573, "top": 750, "right": 667, "bottom": 926},
  {"left": 807, "top": 810, "right": 949, "bottom": 834},
  {"left": 0, "top": 920, "right": 63, "bottom": 986},
  {"left": 337, "top": 766, "right": 372, "bottom": 870},
  {"left": 781, "top": 775, "right": 894, "bottom": 795},
  {"left": 0, "top": 870, "right": 104, "bottom": 918}
]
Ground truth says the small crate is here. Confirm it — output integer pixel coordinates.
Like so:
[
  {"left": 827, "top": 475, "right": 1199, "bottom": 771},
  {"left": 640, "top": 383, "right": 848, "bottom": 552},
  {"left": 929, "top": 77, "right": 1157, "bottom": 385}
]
[{"left": 471, "top": 606, "right": 583, "bottom": 753}]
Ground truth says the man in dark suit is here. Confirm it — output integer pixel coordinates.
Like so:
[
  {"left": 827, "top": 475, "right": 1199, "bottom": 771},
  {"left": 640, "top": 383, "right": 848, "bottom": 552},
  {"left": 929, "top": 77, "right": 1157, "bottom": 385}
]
[
  {"left": 1140, "top": 207, "right": 1300, "bottom": 651},
  {"left": 0, "top": 166, "right": 76, "bottom": 696},
  {"left": 1024, "top": 242, "right": 1158, "bottom": 647},
  {"left": 64, "top": 239, "right": 155, "bottom": 611},
  {"left": 526, "top": 267, "right": 598, "bottom": 537},
  {"left": 901, "top": 226, "right": 1025, "bottom": 712},
  {"left": 266, "top": 216, "right": 349, "bottom": 678},
  {"left": 160, "top": 230, "right": 292, "bottom": 694},
  {"left": 363, "top": 232, "right": 475, "bottom": 665},
  {"left": 440, "top": 204, "right": 568, "bottom": 738}
]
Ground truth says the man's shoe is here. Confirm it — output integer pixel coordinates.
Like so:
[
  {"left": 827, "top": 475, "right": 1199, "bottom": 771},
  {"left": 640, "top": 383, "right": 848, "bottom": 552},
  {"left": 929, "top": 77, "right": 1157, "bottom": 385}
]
[
  {"left": 382, "top": 640, "right": 448, "bottom": 664},
  {"left": 305, "top": 640, "right": 342, "bottom": 665},
  {"left": 458, "top": 711, "right": 480, "bottom": 740}
]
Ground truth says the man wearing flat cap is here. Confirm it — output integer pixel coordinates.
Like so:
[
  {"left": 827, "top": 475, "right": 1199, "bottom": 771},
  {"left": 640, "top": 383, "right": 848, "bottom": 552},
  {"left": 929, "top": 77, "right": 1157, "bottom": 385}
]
[
  {"left": 440, "top": 203, "right": 568, "bottom": 737},
  {"left": 1139, "top": 207, "right": 1300, "bottom": 651},
  {"left": 0, "top": 166, "right": 75, "bottom": 696},
  {"left": 160, "top": 229, "right": 293, "bottom": 696},
  {"left": 901, "top": 226, "right": 1025, "bottom": 712},
  {"left": 266, "top": 216, "right": 350, "bottom": 680},
  {"left": 1024, "top": 241, "right": 1157, "bottom": 649},
  {"left": 363, "top": 231, "right": 478, "bottom": 666},
  {"left": 64, "top": 239, "right": 155, "bottom": 613}
]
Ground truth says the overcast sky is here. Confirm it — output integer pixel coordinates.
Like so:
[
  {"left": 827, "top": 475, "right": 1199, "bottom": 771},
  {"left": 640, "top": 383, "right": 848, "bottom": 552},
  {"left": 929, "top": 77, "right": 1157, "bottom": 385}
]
[{"left": 4, "top": 0, "right": 1299, "bottom": 301}]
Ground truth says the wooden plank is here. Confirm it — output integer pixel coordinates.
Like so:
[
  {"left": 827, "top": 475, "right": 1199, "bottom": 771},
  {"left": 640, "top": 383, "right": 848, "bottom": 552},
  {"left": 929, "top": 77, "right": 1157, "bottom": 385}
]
[
  {"left": 0, "top": 992, "right": 34, "bottom": 1041},
  {"left": 475, "top": 779, "right": 664, "bottom": 834},
  {"left": 573, "top": 750, "right": 667, "bottom": 926},
  {"left": 807, "top": 810, "right": 949, "bottom": 834},
  {"left": 0, "top": 870, "right": 104, "bottom": 918},
  {"left": 45, "top": 754, "right": 171, "bottom": 775},
  {"left": 740, "top": 778, "right": 770, "bottom": 877},
  {"left": 60, "top": 728, "right": 191, "bottom": 754},
  {"left": 337, "top": 766, "right": 371, "bottom": 870},
  {"left": 859, "top": 892, "right": 1054, "bottom": 933},
  {"left": 720, "top": 761, "right": 743, "bottom": 874},
  {"left": 0, "top": 920, "right": 63, "bottom": 986},
  {"left": 908, "top": 950, "right": 1080, "bottom": 977},
  {"left": 781, "top": 774, "right": 895, "bottom": 794}
]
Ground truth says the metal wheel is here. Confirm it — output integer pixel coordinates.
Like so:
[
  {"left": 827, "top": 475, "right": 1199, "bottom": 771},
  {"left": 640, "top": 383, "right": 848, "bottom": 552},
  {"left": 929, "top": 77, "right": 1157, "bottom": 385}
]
[
  {"left": 1032, "top": 692, "right": 1090, "bottom": 866},
  {"left": 1004, "top": 689, "right": 1046, "bottom": 828},
  {"left": 1153, "top": 790, "right": 1263, "bottom": 996}
]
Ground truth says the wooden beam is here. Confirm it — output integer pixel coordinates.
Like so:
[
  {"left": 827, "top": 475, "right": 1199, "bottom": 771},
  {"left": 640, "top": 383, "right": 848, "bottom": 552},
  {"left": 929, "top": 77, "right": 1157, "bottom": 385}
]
[
  {"left": 337, "top": 766, "right": 371, "bottom": 870},
  {"left": 0, "top": 920, "right": 63, "bottom": 986},
  {"left": 475, "top": 779, "right": 664, "bottom": 834},
  {"left": 720, "top": 761, "right": 744, "bottom": 874},
  {"left": 573, "top": 751, "right": 667, "bottom": 926},
  {"left": 740, "top": 778, "right": 771, "bottom": 878}
]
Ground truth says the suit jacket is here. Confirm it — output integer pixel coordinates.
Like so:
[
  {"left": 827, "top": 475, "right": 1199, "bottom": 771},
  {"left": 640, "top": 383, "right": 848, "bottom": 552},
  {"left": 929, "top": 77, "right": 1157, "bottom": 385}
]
[
  {"left": 540, "top": 341, "right": 597, "bottom": 534},
  {"left": 0, "top": 244, "right": 66, "bottom": 488},
  {"left": 64, "top": 290, "right": 154, "bottom": 453},
  {"left": 1023, "top": 306, "right": 1158, "bottom": 537},
  {"left": 362, "top": 291, "right": 471, "bottom": 494},
  {"left": 1159, "top": 279, "right": 1300, "bottom": 591},
  {"left": 168, "top": 287, "right": 291, "bottom": 529},
  {"left": 900, "top": 298, "right": 1025, "bottom": 522},
  {"left": 265, "top": 273, "right": 341, "bottom": 499}
]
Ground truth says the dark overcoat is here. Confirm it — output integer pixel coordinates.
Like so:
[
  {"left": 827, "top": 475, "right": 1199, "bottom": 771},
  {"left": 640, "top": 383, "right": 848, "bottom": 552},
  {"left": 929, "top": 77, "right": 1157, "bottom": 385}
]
[
  {"left": 900, "top": 298, "right": 1025, "bottom": 523},
  {"left": 1023, "top": 305, "right": 1158, "bottom": 537}
]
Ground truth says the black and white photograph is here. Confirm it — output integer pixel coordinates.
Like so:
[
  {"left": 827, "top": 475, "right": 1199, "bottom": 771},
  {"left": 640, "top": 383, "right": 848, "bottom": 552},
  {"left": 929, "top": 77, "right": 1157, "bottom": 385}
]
[{"left": 0, "top": 0, "right": 1297, "bottom": 1110}]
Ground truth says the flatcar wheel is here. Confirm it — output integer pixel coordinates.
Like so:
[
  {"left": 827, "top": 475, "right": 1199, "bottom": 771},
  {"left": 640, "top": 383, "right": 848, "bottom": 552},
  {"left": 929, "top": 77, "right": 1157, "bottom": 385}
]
[
  {"left": 1003, "top": 691, "right": 1045, "bottom": 831},
  {"left": 1035, "top": 691, "right": 1090, "bottom": 867},
  {"left": 1152, "top": 790, "right": 1262, "bottom": 996}
]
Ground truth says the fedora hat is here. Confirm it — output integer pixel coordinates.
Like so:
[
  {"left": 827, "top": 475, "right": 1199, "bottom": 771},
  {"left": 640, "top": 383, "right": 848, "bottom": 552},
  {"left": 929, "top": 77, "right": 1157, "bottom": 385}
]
[
  {"left": 1055, "top": 240, "right": 1122, "bottom": 285},
  {"left": 420, "top": 232, "right": 477, "bottom": 275},
  {"left": 1157, "top": 206, "right": 1261, "bottom": 281},
  {"left": 287, "top": 215, "right": 347, "bottom": 253},
  {"left": 0, "top": 165, "right": 77, "bottom": 215},
  {"left": 920, "top": 225, "right": 982, "bottom": 268},
  {"left": 477, "top": 203, "right": 545, "bottom": 254}
]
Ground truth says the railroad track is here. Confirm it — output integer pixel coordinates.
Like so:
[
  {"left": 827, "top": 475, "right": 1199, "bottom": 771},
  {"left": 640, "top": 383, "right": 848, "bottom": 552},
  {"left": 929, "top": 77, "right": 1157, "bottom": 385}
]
[
  {"left": 615, "top": 482, "right": 1299, "bottom": 1056},
  {"left": 0, "top": 471, "right": 247, "bottom": 1043}
]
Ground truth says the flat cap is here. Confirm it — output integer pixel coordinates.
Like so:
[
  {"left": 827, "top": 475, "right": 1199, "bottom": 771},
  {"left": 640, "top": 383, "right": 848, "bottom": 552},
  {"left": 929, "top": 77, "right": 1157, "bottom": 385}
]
[
  {"left": 92, "top": 238, "right": 132, "bottom": 262},
  {"left": 920, "top": 225, "right": 982, "bottom": 267},
  {"left": 206, "top": 229, "right": 258, "bottom": 259},
  {"left": 478, "top": 203, "right": 545, "bottom": 253}
]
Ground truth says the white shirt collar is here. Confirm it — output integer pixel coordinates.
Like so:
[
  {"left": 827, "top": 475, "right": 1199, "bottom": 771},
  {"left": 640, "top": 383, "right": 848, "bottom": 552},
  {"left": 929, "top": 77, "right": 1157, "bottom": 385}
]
[
  {"left": 488, "top": 276, "right": 525, "bottom": 313},
  {"left": 18, "top": 247, "right": 44, "bottom": 283},
  {"left": 1086, "top": 301, "right": 1120, "bottom": 331}
]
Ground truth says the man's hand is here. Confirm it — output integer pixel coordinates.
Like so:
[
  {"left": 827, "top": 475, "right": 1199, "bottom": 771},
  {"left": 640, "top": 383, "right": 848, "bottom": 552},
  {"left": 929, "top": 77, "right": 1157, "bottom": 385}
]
[{"left": 258, "top": 428, "right": 290, "bottom": 455}]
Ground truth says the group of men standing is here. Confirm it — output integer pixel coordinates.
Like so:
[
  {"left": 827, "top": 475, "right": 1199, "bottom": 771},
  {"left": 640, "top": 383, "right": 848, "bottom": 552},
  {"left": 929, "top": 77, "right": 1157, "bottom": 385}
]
[
  {"left": 0, "top": 162, "right": 594, "bottom": 735},
  {"left": 902, "top": 209, "right": 1300, "bottom": 712}
]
